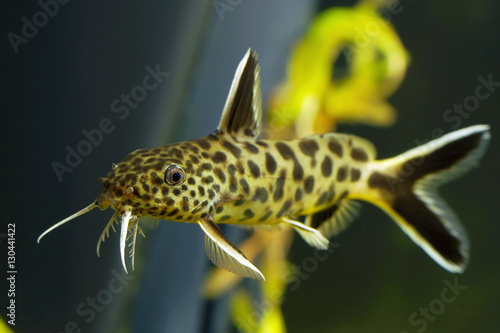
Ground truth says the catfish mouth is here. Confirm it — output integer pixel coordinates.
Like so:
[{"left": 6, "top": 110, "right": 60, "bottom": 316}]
[
  {"left": 37, "top": 183, "right": 144, "bottom": 274},
  {"left": 95, "top": 191, "right": 142, "bottom": 274}
]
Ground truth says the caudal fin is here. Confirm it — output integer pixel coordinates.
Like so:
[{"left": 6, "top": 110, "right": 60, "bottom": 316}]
[{"left": 365, "top": 125, "right": 490, "bottom": 273}]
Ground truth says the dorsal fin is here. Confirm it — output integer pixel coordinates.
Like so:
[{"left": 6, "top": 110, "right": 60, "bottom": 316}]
[{"left": 217, "top": 48, "right": 263, "bottom": 139}]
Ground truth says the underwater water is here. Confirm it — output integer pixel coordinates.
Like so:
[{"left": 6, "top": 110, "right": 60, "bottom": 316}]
[{"left": 2, "top": 0, "right": 499, "bottom": 332}]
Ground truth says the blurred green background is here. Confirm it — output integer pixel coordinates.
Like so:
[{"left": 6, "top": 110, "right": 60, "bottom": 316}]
[{"left": 1, "top": 0, "right": 499, "bottom": 332}]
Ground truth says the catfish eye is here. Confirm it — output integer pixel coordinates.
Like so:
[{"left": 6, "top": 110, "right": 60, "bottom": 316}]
[{"left": 165, "top": 164, "right": 185, "bottom": 185}]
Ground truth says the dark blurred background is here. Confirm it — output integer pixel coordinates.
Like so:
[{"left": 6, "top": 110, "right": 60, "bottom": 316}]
[{"left": 1, "top": 0, "right": 499, "bottom": 332}]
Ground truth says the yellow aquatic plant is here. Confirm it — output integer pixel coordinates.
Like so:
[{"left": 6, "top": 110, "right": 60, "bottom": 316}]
[{"left": 266, "top": 3, "right": 408, "bottom": 139}]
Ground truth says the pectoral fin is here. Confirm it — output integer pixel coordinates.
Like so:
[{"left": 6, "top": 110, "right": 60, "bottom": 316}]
[
  {"left": 198, "top": 217, "right": 265, "bottom": 280},
  {"left": 282, "top": 217, "right": 329, "bottom": 250}
]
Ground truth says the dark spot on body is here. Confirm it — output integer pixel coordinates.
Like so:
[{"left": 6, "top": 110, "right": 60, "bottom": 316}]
[
  {"left": 234, "top": 198, "right": 246, "bottom": 206},
  {"left": 132, "top": 158, "right": 143, "bottom": 165},
  {"left": 304, "top": 176, "right": 315, "bottom": 193},
  {"left": 196, "top": 139, "right": 211, "bottom": 150},
  {"left": 190, "top": 155, "right": 200, "bottom": 164},
  {"left": 315, "top": 192, "right": 329, "bottom": 206},
  {"left": 258, "top": 210, "right": 273, "bottom": 222},
  {"left": 295, "top": 188, "right": 303, "bottom": 201},
  {"left": 328, "top": 140, "right": 343, "bottom": 157},
  {"left": 299, "top": 140, "right": 319, "bottom": 158},
  {"left": 244, "top": 142, "right": 259, "bottom": 154},
  {"left": 216, "top": 206, "right": 224, "bottom": 213},
  {"left": 293, "top": 161, "right": 304, "bottom": 180},
  {"left": 198, "top": 185, "right": 205, "bottom": 196},
  {"left": 190, "top": 190, "right": 196, "bottom": 197},
  {"left": 351, "top": 147, "right": 368, "bottom": 161},
  {"left": 252, "top": 187, "right": 269, "bottom": 203},
  {"left": 188, "top": 145, "right": 200, "bottom": 154},
  {"left": 170, "top": 148, "right": 183, "bottom": 159},
  {"left": 229, "top": 177, "right": 238, "bottom": 193},
  {"left": 219, "top": 215, "right": 231, "bottom": 221},
  {"left": 223, "top": 140, "right": 241, "bottom": 158},
  {"left": 152, "top": 177, "right": 163, "bottom": 186},
  {"left": 351, "top": 168, "right": 361, "bottom": 182},
  {"left": 275, "top": 142, "right": 295, "bottom": 160},
  {"left": 188, "top": 178, "right": 196, "bottom": 185},
  {"left": 321, "top": 156, "right": 333, "bottom": 177},
  {"left": 212, "top": 152, "right": 227, "bottom": 163},
  {"left": 173, "top": 189, "right": 181, "bottom": 196},
  {"left": 273, "top": 170, "right": 286, "bottom": 202},
  {"left": 243, "top": 209, "right": 255, "bottom": 218},
  {"left": 236, "top": 161, "right": 245, "bottom": 174},
  {"left": 368, "top": 172, "right": 393, "bottom": 190},
  {"left": 265, "top": 153, "right": 277, "bottom": 174},
  {"left": 337, "top": 166, "right": 348, "bottom": 182},
  {"left": 214, "top": 168, "right": 226, "bottom": 183},
  {"left": 202, "top": 176, "right": 214, "bottom": 184},
  {"left": 202, "top": 163, "right": 213, "bottom": 171},
  {"left": 167, "top": 208, "right": 180, "bottom": 217},
  {"left": 277, "top": 200, "right": 292, "bottom": 218},
  {"left": 228, "top": 164, "right": 236, "bottom": 176},
  {"left": 247, "top": 160, "right": 261, "bottom": 177},
  {"left": 256, "top": 140, "right": 268, "bottom": 147},
  {"left": 240, "top": 178, "right": 250, "bottom": 193},
  {"left": 208, "top": 190, "right": 216, "bottom": 199}
]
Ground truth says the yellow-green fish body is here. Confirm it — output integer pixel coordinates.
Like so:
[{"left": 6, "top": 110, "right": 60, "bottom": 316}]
[{"left": 38, "top": 49, "right": 490, "bottom": 280}]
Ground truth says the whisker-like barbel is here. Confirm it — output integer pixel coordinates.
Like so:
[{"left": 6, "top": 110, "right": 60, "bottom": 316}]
[{"left": 37, "top": 202, "right": 98, "bottom": 243}]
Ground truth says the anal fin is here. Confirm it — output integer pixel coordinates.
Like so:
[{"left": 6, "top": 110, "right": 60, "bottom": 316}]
[
  {"left": 305, "top": 199, "right": 361, "bottom": 239},
  {"left": 282, "top": 218, "right": 329, "bottom": 250},
  {"left": 198, "top": 217, "right": 265, "bottom": 280}
]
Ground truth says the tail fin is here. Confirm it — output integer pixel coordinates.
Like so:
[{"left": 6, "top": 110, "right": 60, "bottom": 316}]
[{"left": 365, "top": 125, "right": 490, "bottom": 273}]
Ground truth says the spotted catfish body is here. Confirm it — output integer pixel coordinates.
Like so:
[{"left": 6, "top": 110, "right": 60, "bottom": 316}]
[{"left": 38, "top": 49, "right": 490, "bottom": 280}]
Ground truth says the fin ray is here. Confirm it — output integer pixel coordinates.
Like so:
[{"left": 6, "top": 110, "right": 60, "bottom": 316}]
[
  {"left": 305, "top": 199, "right": 361, "bottom": 239},
  {"left": 283, "top": 218, "right": 329, "bottom": 250},
  {"left": 96, "top": 211, "right": 119, "bottom": 257},
  {"left": 198, "top": 217, "right": 264, "bottom": 280},
  {"left": 217, "top": 49, "right": 262, "bottom": 139}
]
